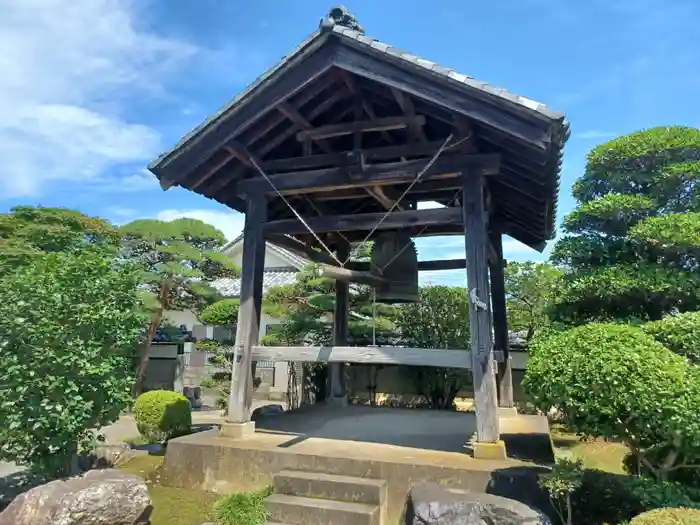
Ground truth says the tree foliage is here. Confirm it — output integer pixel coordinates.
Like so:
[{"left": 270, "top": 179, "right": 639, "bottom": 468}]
[
  {"left": 200, "top": 298, "right": 240, "bottom": 327},
  {"left": 119, "top": 218, "right": 239, "bottom": 395},
  {"left": 0, "top": 206, "right": 118, "bottom": 276},
  {"left": 262, "top": 264, "right": 395, "bottom": 347},
  {"left": 393, "top": 286, "right": 471, "bottom": 409},
  {"left": 504, "top": 261, "right": 563, "bottom": 341},
  {"left": 524, "top": 323, "right": 700, "bottom": 482},
  {"left": 198, "top": 299, "right": 240, "bottom": 411},
  {"left": 262, "top": 263, "right": 395, "bottom": 402},
  {"left": 643, "top": 311, "right": 700, "bottom": 365},
  {"left": 0, "top": 248, "right": 146, "bottom": 477},
  {"left": 551, "top": 126, "right": 700, "bottom": 324}
]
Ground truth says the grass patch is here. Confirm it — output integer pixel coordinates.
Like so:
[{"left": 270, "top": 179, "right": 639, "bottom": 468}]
[
  {"left": 551, "top": 424, "right": 629, "bottom": 474},
  {"left": 123, "top": 435, "right": 153, "bottom": 447},
  {"left": 212, "top": 486, "right": 273, "bottom": 525},
  {"left": 118, "top": 455, "right": 219, "bottom": 525}
]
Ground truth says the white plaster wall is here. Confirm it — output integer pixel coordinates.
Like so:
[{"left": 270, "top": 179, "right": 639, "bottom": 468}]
[{"left": 163, "top": 309, "right": 199, "bottom": 331}]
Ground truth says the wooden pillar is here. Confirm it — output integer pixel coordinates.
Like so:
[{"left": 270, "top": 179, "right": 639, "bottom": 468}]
[
  {"left": 327, "top": 240, "right": 349, "bottom": 405},
  {"left": 224, "top": 195, "right": 266, "bottom": 435},
  {"left": 489, "top": 230, "right": 514, "bottom": 410},
  {"left": 462, "top": 173, "right": 504, "bottom": 459}
]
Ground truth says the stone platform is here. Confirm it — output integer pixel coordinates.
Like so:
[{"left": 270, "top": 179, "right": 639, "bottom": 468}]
[{"left": 161, "top": 404, "right": 554, "bottom": 523}]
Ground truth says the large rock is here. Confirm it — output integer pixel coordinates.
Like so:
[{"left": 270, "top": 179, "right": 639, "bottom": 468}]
[
  {"left": 0, "top": 469, "right": 152, "bottom": 525},
  {"left": 406, "top": 482, "right": 550, "bottom": 525}
]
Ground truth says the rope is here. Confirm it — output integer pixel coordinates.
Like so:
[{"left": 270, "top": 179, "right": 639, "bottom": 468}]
[
  {"left": 344, "top": 133, "right": 454, "bottom": 266},
  {"left": 247, "top": 133, "right": 457, "bottom": 269},
  {"left": 247, "top": 155, "right": 343, "bottom": 266}
]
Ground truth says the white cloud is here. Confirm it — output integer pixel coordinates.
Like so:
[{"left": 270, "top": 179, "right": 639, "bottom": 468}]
[
  {"left": 0, "top": 0, "right": 197, "bottom": 198},
  {"left": 154, "top": 209, "right": 246, "bottom": 241}
]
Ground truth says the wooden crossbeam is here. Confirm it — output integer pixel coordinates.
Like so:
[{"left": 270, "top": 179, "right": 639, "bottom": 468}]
[
  {"left": 296, "top": 115, "right": 426, "bottom": 141},
  {"left": 350, "top": 258, "right": 467, "bottom": 272},
  {"left": 236, "top": 153, "right": 500, "bottom": 195},
  {"left": 250, "top": 345, "right": 480, "bottom": 368},
  {"left": 259, "top": 139, "right": 453, "bottom": 172},
  {"left": 391, "top": 87, "right": 428, "bottom": 143},
  {"left": 203, "top": 89, "right": 351, "bottom": 194},
  {"left": 278, "top": 101, "right": 334, "bottom": 154},
  {"left": 263, "top": 206, "right": 462, "bottom": 235}
]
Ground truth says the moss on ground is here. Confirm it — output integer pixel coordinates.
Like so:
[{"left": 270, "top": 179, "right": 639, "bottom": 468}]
[
  {"left": 551, "top": 424, "right": 629, "bottom": 474},
  {"left": 119, "top": 455, "right": 219, "bottom": 525}
]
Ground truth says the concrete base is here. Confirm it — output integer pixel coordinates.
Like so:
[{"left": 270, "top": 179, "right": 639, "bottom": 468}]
[
  {"left": 219, "top": 421, "right": 255, "bottom": 439},
  {"left": 161, "top": 405, "right": 554, "bottom": 524},
  {"left": 472, "top": 440, "right": 508, "bottom": 461},
  {"left": 498, "top": 407, "right": 519, "bottom": 418},
  {"left": 325, "top": 396, "right": 348, "bottom": 407}
]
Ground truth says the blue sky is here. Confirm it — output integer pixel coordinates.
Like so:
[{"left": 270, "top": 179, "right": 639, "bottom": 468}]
[{"left": 1, "top": 0, "right": 698, "bottom": 285}]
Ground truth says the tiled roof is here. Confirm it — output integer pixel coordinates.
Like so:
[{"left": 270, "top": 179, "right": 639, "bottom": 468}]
[
  {"left": 150, "top": 14, "right": 568, "bottom": 246},
  {"left": 222, "top": 234, "right": 309, "bottom": 270},
  {"left": 212, "top": 267, "right": 298, "bottom": 298},
  {"left": 327, "top": 24, "right": 565, "bottom": 122}
]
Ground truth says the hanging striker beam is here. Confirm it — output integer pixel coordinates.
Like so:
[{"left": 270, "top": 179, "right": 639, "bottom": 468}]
[{"left": 315, "top": 263, "right": 389, "bottom": 287}]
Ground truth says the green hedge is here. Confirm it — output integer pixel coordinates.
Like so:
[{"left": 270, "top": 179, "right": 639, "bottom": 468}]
[
  {"left": 571, "top": 469, "right": 700, "bottom": 524},
  {"left": 134, "top": 390, "right": 192, "bottom": 443},
  {"left": 631, "top": 508, "right": 700, "bottom": 524}
]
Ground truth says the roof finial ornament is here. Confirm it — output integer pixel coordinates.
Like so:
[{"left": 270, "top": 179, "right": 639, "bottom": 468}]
[{"left": 319, "top": 5, "right": 365, "bottom": 34}]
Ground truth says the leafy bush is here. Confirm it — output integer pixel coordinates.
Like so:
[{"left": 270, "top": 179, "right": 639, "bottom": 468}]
[
  {"left": 644, "top": 311, "right": 700, "bottom": 364},
  {"left": 0, "top": 248, "right": 145, "bottom": 477},
  {"left": 538, "top": 458, "right": 583, "bottom": 525},
  {"left": 200, "top": 298, "right": 240, "bottom": 326},
  {"left": 393, "top": 286, "right": 471, "bottom": 409},
  {"left": 571, "top": 469, "right": 700, "bottom": 524},
  {"left": 134, "top": 390, "right": 192, "bottom": 443},
  {"left": 630, "top": 508, "right": 700, "bottom": 524},
  {"left": 523, "top": 323, "right": 700, "bottom": 481},
  {"left": 213, "top": 486, "right": 273, "bottom": 525}
]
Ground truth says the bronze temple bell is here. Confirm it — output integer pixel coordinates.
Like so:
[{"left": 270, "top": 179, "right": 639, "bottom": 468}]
[{"left": 369, "top": 232, "right": 420, "bottom": 303}]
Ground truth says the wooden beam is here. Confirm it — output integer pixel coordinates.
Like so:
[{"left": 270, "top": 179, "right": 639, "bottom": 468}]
[
  {"left": 278, "top": 101, "right": 334, "bottom": 154},
  {"left": 489, "top": 230, "right": 514, "bottom": 409},
  {"left": 462, "top": 170, "right": 500, "bottom": 444},
  {"left": 259, "top": 139, "right": 454, "bottom": 173},
  {"left": 237, "top": 153, "right": 500, "bottom": 195},
  {"left": 156, "top": 42, "right": 336, "bottom": 186},
  {"left": 250, "top": 345, "right": 475, "bottom": 369},
  {"left": 335, "top": 68, "right": 394, "bottom": 145},
  {"left": 296, "top": 115, "right": 426, "bottom": 141},
  {"left": 203, "top": 89, "right": 351, "bottom": 194},
  {"left": 351, "top": 258, "right": 466, "bottom": 272},
  {"left": 365, "top": 186, "right": 403, "bottom": 211},
  {"left": 327, "top": 241, "right": 350, "bottom": 403},
  {"left": 391, "top": 87, "right": 428, "bottom": 143},
  {"left": 316, "top": 263, "right": 389, "bottom": 287},
  {"left": 264, "top": 206, "right": 462, "bottom": 235},
  {"left": 227, "top": 194, "right": 267, "bottom": 424},
  {"left": 334, "top": 46, "right": 551, "bottom": 149}
]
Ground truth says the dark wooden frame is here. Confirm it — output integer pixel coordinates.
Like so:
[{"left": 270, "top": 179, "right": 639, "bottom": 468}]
[{"left": 150, "top": 22, "right": 566, "bottom": 452}]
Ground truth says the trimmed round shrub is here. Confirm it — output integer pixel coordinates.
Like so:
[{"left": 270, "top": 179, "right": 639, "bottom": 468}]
[
  {"left": 643, "top": 311, "right": 700, "bottom": 364},
  {"left": 134, "top": 390, "right": 192, "bottom": 443},
  {"left": 200, "top": 298, "right": 240, "bottom": 326},
  {"left": 523, "top": 323, "right": 693, "bottom": 444},
  {"left": 631, "top": 508, "right": 700, "bottom": 524}
]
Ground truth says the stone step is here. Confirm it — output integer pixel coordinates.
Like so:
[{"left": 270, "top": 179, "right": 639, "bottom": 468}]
[
  {"left": 265, "top": 494, "right": 380, "bottom": 525},
  {"left": 274, "top": 470, "right": 386, "bottom": 506}
]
